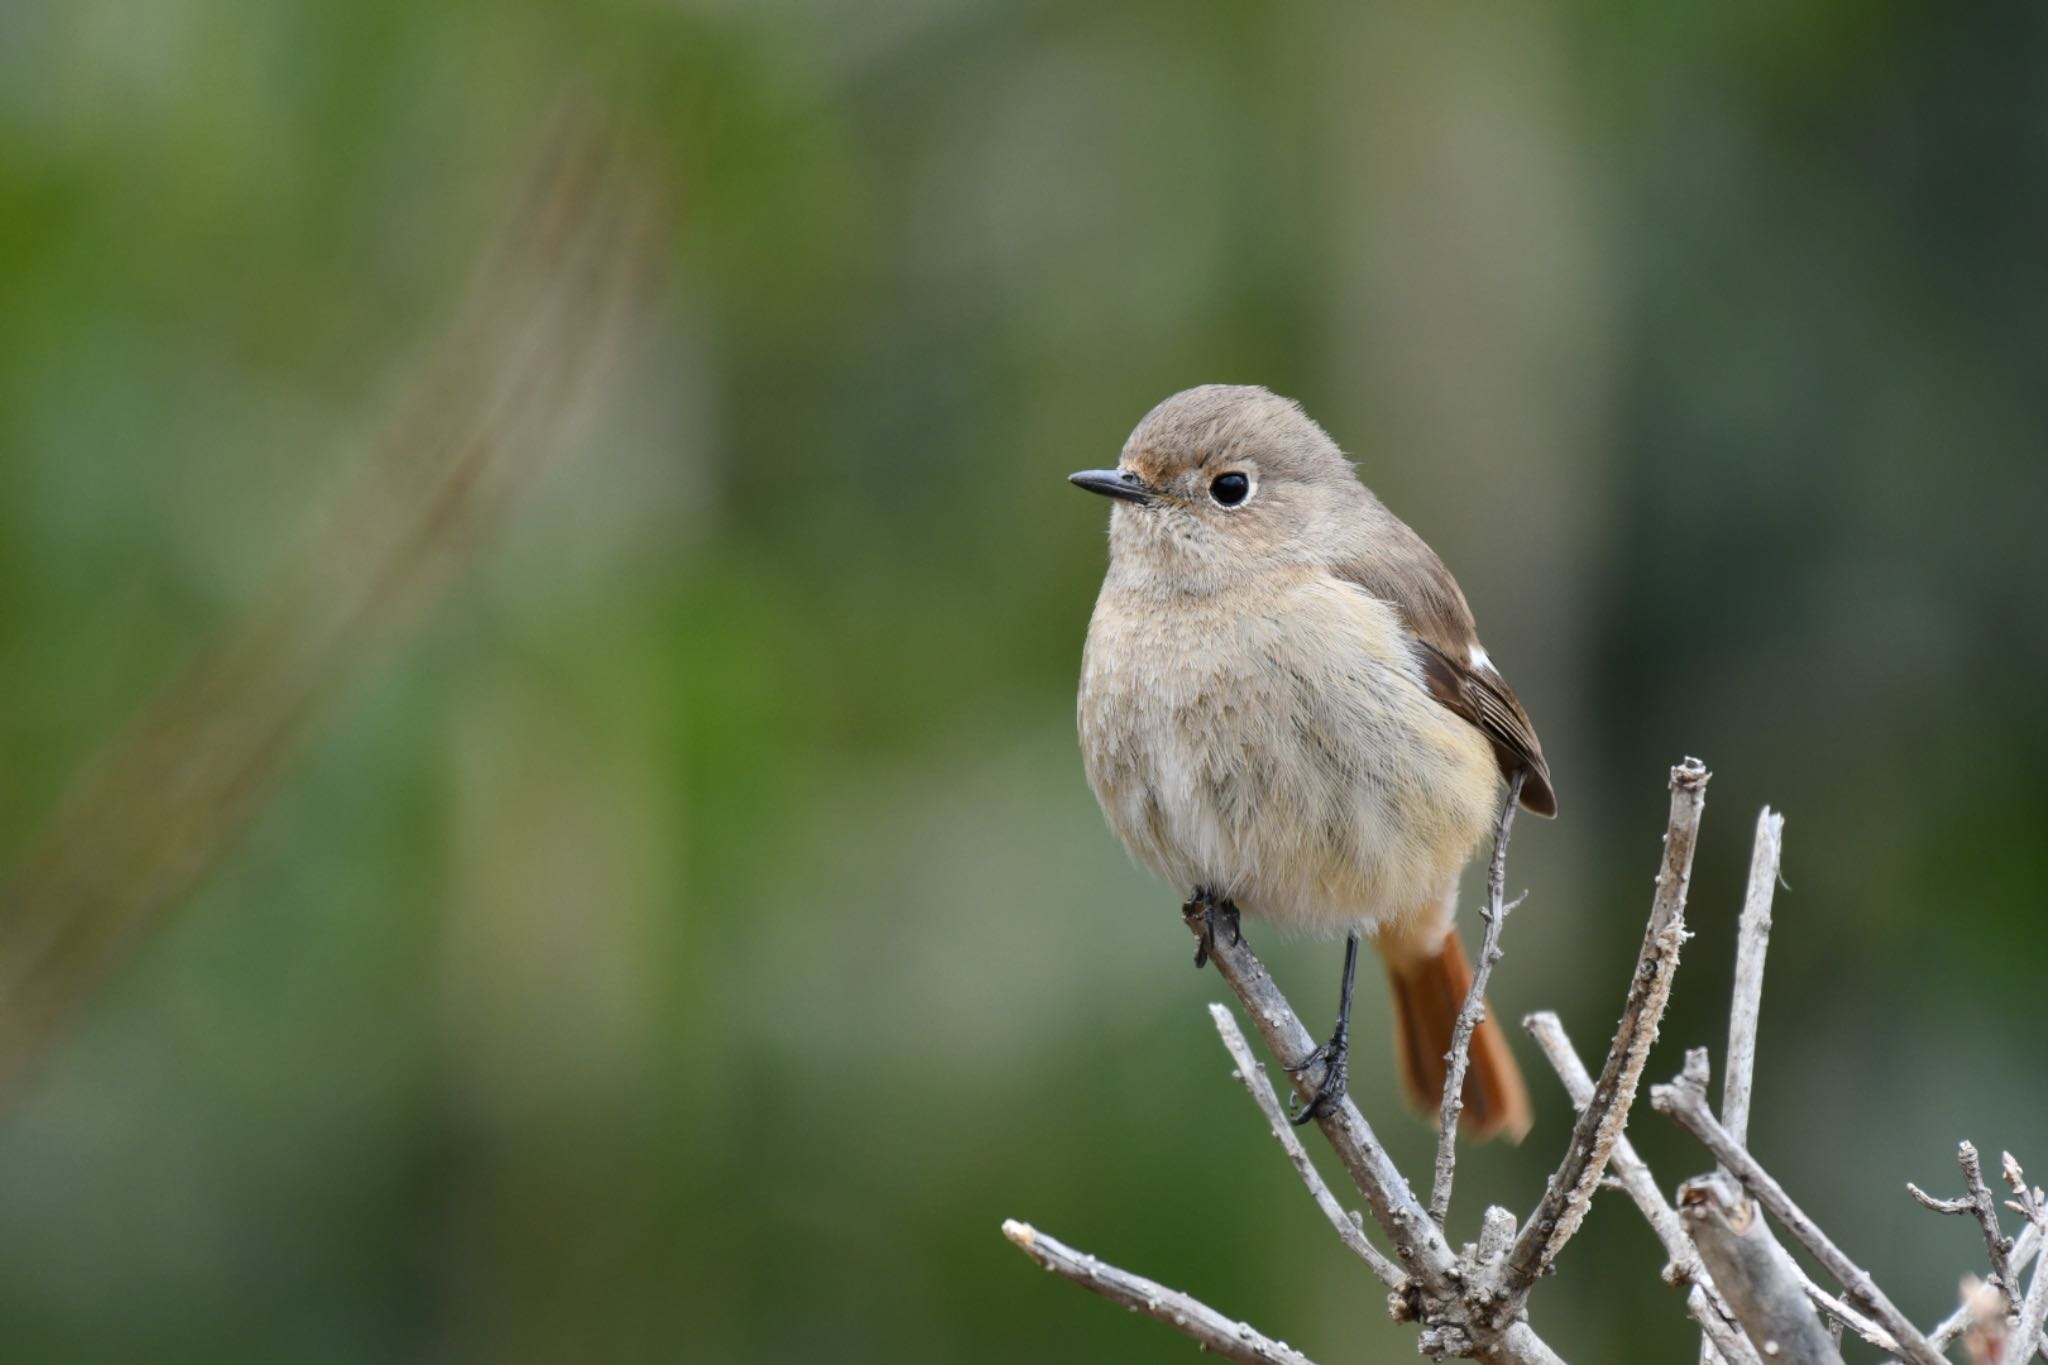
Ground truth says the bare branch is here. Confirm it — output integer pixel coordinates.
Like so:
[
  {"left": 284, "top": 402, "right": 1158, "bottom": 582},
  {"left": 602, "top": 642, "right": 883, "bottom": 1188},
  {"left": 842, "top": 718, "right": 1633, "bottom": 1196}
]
[
  {"left": 1721, "top": 807, "right": 1782, "bottom": 1157},
  {"left": 1652, "top": 1050, "right": 1947, "bottom": 1365},
  {"left": 2004, "top": 1154, "right": 2048, "bottom": 1365},
  {"left": 1209, "top": 1004, "right": 1404, "bottom": 1287},
  {"left": 1500, "top": 758, "right": 1710, "bottom": 1300},
  {"left": 1675, "top": 1174, "right": 1846, "bottom": 1365},
  {"left": 2021, "top": 1270, "right": 2048, "bottom": 1365},
  {"left": 1523, "top": 1012, "right": 1760, "bottom": 1365},
  {"left": 1930, "top": 1221, "right": 2041, "bottom": 1350},
  {"left": 1905, "top": 1185, "right": 1976, "bottom": 1216},
  {"left": 1692, "top": 1295, "right": 1758, "bottom": 1365},
  {"left": 1443, "top": 1323, "right": 1568, "bottom": 1365},
  {"left": 1966, "top": 1146, "right": 2015, "bottom": 1293},
  {"left": 1181, "top": 902, "right": 1459, "bottom": 1286},
  {"left": 1001, "top": 1221, "right": 1319, "bottom": 1365},
  {"left": 1797, "top": 1278, "right": 1899, "bottom": 1356},
  {"left": 1182, "top": 905, "right": 1568, "bottom": 1362},
  {"left": 1709, "top": 805, "right": 1784, "bottom": 1365},
  {"left": 1430, "top": 771, "right": 1526, "bottom": 1226},
  {"left": 1693, "top": 1268, "right": 1743, "bottom": 1365},
  {"left": 1909, "top": 1141, "right": 2015, "bottom": 1297}
]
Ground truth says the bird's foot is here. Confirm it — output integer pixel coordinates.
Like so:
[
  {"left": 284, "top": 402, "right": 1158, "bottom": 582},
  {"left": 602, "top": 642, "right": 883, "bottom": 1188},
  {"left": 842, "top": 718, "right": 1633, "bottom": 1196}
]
[
  {"left": 1183, "top": 889, "right": 1241, "bottom": 970},
  {"left": 1286, "top": 1032, "right": 1350, "bottom": 1126}
]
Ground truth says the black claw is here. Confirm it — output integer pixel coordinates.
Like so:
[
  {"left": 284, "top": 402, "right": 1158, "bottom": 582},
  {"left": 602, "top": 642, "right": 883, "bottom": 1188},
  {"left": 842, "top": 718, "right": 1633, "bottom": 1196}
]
[
  {"left": 1186, "top": 891, "right": 1241, "bottom": 970},
  {"left": 1287, "top": 931, "right": 1360, "bottom": 1124},
  {"left": 1286, "top": 1036, "right": 1350, "bottom": 1125}
]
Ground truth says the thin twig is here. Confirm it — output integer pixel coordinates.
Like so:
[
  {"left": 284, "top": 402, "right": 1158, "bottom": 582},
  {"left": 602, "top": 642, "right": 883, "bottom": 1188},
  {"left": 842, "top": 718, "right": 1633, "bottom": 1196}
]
[
  {"left": 2003, "top": 1154, "right": 2048, "bottom": 1364},
  {"left": 1707, "top": 805, "right": 1782, "bottom": 1365},
  {"left": 1182, "top": 904, "right": 1566, "bottom": 1363},
  {"left": 1905, "top": 1187, "right": 1976, "bottom": 1215},
  {"left": 1001, "top": 1221, "right": 1318, "bottom": 1365},
  {"left": 1690, "top": 1296, "right": 1752, "bottom": 1365},
  {"left": 1908, "top": 1141, "right": 2015, "bottom": 1297},
  {"left": 1799, "top": 1278, "right": 1899, "bottom": 1356},
  {"left": 1929, "top": 1221, "right": 2042, "bottom": 1350},
  {"left": 1182, "top": 903, "right": 1459, "bottom": 1284},
  {"left": 1499, "top": 758, "right": 1711, "bottom": 1305},
  {"left": 1523, "top": 1012, "right": 1760, "bottom": 1365},
  {"left": 1652, "top": 1049, "right": 1947, "bottom": 1365},
  {"left": 1431, "top": 770, "right": 1526, "bottom": 1226},
  {"left": 1677, "top": 1173, "right": 1846, "bottom": 1365},
  {"left": 1721, "top": 806, "right": 1782, "bottom": 1158},
  {"left": 2024, "top": 1269, "right": 2048, "bottom": 1365},
  {"left": 1209, "top": 1004, "right": 1403, "bottom": 1287},
  {"left": 1966, "top": 1146, "right": 2015, "bottom": 1293}
]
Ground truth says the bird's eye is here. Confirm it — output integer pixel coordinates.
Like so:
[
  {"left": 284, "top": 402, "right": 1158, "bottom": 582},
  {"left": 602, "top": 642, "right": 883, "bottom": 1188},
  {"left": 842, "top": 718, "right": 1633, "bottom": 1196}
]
[{"left": 1209, "top": 472, "right": 1251, "bottom": 507}]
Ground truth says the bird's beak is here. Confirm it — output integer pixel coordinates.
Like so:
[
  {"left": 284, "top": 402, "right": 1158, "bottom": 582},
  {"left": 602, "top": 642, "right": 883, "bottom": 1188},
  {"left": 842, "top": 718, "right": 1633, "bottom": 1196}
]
[{"left": 1068, "top": 468, "right": 1158, "bottom": 505}]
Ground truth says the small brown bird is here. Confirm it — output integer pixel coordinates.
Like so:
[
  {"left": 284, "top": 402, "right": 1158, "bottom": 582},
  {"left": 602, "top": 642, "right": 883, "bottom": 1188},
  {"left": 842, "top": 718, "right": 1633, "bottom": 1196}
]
[{"left": 1071, "top": 385, "right": 1553, "bottom": 1139}]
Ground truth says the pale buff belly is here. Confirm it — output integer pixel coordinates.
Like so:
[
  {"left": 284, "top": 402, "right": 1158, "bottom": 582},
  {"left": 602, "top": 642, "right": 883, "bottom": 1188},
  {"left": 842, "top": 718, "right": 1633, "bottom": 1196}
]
[{"left": 1078, "top": 574, "right": 1500, "bottom": 943}]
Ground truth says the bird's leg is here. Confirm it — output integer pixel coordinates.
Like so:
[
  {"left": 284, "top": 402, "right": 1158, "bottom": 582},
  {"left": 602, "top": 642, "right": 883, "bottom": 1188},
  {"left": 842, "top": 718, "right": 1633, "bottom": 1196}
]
[
  {"left": 1287, "top": 931, "right": 1359, "bottom": 1124},
  {"left": 1184, "top": 887, "right": 1241, "bottom": 969}
]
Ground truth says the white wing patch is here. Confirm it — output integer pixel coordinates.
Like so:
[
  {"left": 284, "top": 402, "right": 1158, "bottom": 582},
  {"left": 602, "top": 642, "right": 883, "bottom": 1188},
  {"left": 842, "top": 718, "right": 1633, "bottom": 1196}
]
[{"left": 1469, "top": 643, "right": 1494, "bottom": 673}]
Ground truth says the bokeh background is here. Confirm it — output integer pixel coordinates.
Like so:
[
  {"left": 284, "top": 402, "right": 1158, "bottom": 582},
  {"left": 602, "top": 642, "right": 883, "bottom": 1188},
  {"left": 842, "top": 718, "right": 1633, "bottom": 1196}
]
[{"left": 3, "top": 2, "right": 2045, "bottom": 1361}]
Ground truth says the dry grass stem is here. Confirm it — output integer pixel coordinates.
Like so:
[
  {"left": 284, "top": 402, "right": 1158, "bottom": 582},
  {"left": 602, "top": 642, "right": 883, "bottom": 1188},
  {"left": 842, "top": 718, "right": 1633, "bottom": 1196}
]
[{"left": 0, "top": 99, "right": 658, "bottom": 1105}]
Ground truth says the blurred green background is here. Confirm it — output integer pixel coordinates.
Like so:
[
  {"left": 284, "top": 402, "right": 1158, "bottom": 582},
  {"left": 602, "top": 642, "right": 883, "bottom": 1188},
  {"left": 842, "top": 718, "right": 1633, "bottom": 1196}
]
[{"left": 3, "top": 2, "right": 2045, "bottom": 1361}]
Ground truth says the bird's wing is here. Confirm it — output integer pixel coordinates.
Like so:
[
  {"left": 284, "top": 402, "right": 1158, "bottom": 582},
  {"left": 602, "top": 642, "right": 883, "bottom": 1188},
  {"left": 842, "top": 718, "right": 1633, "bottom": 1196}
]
[{"left": 1335, "top": 537, "right": 1557, "bottom": 818}]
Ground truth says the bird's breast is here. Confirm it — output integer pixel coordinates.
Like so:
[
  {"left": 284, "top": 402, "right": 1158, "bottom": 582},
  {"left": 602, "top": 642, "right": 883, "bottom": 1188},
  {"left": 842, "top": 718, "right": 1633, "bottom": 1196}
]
[{"left": 1077, "top": 570, "right": 1499, "bottom": 937}]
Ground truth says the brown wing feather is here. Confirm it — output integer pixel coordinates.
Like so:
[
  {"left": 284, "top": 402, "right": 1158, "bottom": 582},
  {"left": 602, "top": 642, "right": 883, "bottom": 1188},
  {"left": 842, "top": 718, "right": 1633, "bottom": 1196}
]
[
  {"left": 1336, "top": 530, "right": 1557, "bottom": 818},
  {"left": 1413, "top": 642, "right": 1556, "bottom": 818}
]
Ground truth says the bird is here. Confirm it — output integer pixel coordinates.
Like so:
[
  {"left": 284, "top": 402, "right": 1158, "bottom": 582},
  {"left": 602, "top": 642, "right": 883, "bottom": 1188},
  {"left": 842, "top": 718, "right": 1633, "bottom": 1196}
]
[{"left": 1070, "top": 384, "right": 1553, "bottom": 1139}]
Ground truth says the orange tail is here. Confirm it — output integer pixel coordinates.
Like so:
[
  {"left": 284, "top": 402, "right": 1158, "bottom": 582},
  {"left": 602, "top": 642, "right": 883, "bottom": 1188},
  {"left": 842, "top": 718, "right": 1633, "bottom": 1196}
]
[{"left": 1385, "top": 931, "right": 1532, "bottom": 1143}]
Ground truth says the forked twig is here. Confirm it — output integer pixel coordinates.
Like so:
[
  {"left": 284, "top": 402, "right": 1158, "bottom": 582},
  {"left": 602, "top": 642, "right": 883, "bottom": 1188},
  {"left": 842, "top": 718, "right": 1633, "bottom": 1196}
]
[
  {"left": 1908, "top": 1141, "right": 2016, "bottom": 1296},
  {"left": 1653, "top": 1050, "right": 1947, "bottom": 1365},
  {"left": 1011, "top": 754, "right": 2037, "bottom": 1365},
  {"left": 1178, "top": 899, "right": 1462, "bottom": 1286},
  {"left": 1173, "top": 903, "right": 1566, "bottom": 1363}
]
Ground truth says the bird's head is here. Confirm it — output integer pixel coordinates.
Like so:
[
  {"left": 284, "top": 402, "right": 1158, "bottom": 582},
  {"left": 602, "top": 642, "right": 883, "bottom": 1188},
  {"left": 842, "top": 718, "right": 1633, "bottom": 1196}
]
[{"left": 1070, "top": 385, "right": 1362, "bottom": 588}]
